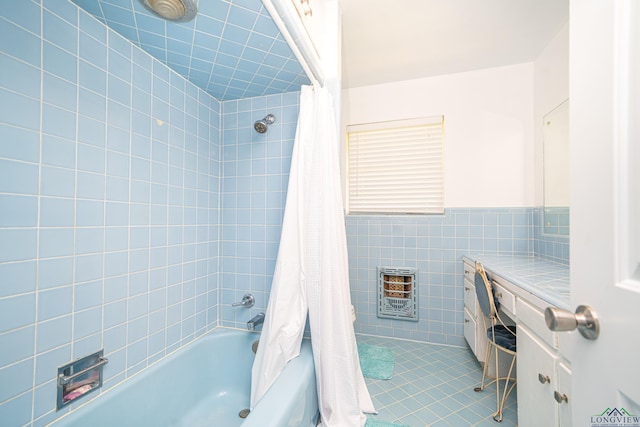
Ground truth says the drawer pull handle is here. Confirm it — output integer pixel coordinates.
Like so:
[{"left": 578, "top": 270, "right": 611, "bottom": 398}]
[
  {"left": 464, "top": 319, "right": 470, "bottom": 323},
  {"left": 538, "top": 373, "right": 550, "bottom": 384},
  {"left": 495, "top": 292, "right": 503, "bottom": 298},
  {"left": 554, "top": 391, "right": 568, "bottom": 404},
  {"left": 464, "top": 286, "right": 470, "bottom": 291},
  {"left": 464, "top": 269, "right": 470, "bottom": 275}
]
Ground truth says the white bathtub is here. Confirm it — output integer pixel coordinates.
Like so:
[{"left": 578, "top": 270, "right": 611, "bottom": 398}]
[{"left": 49, "top": 328, "right": 319, "bottom": 427}]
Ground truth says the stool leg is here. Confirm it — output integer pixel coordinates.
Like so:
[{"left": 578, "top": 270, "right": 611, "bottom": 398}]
[
  {"left": 474, "top": 340, "right": 493, "bottom": 393},
  {"left": 493, "top": 352, "right": 517, "bottom": 423},
  {"left": 492, "top": 344, "right": 502, "bottom": 422}
]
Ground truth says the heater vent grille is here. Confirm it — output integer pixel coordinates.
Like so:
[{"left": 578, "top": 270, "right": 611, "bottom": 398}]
[{"left": 377, "top": 267, "right": 418, "bottom": 321}]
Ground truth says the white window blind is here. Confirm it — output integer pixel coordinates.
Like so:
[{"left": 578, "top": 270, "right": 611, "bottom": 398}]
[{"left": 347, "top": 116, "right": 444, "bottom": 214}]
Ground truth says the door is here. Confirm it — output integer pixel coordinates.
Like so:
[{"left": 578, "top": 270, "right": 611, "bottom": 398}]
[
  {"left": 517, "top": 326, "right": 558, "bottom": 427},
  {"left": 557, "top": 362, "right": 571, "bottom": 426},
  {"left": 569, "top": 0, "right": 640, "bottom": 425}
]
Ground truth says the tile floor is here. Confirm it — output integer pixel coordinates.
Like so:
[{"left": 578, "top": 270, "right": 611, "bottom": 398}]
[{"left": 358, "top": 335, "right": 518, "bottom": 426}]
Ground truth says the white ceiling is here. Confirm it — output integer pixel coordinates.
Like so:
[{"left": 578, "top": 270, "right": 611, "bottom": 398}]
[{"left": 340, "top": 0, "right": 569, "bottom": 88}]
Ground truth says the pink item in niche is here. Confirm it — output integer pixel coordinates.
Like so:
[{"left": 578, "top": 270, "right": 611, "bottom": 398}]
[{"left": 63, "top": 384, "right": 93, "bottom": 402}]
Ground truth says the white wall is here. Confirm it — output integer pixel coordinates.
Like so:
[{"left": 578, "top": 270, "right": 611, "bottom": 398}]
[
  {"left": 342, "top": 63, "right": 535, "bottom": 207},
  {"left": 533, "top": 22, "right": 570, "bottom": 205}
]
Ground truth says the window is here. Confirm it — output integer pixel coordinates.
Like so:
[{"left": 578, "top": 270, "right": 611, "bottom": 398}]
[{"left": 346, "top": 116, "right": 444, "bottom": 214}]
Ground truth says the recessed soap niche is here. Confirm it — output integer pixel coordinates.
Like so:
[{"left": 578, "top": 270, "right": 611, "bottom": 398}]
[{"left": 57, "top": 350, "right": 108, "bottom": 410}]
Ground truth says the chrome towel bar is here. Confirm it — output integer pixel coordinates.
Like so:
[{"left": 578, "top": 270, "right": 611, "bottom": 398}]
[{"left": 58, "top": 357, "right": 109, "bottom": 385}]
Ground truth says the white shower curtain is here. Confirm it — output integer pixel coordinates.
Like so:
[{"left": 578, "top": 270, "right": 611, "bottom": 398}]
[{"left": 251, "top": 85, "right": 375, "bottom": 426}]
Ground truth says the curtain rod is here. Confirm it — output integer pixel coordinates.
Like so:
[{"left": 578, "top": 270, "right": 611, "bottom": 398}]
[{"left": 261, "top": 0, "right": 323, "bottom": 88}]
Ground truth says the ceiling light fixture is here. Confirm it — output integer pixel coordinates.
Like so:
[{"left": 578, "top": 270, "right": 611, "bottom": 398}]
[{"left": 138, "top": 0, "right": 198, "bottom": 22}]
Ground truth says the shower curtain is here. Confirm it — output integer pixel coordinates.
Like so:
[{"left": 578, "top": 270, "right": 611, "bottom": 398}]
[{"left": 251, "top": 85, "right": 375, "bottom": 426}]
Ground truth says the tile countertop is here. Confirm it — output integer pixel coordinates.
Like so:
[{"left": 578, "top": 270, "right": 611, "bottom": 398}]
[{"left": 462, "top": 253, "right": 570, "bottom": 311}]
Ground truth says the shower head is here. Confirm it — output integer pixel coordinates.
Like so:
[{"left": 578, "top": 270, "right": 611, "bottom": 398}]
[
  {"left": 138, "top": 0, "right": 198, "bottom": 22},
  {"left": 254, "top": 114, "right": 276, "bottom": 134}
]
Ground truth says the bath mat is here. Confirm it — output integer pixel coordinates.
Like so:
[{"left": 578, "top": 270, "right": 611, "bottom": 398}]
[
  {"left": 364, "top": 418, "right": 411, "bottom": 427},
  {"left": 357, "top": 343, "right": 395, "bottom": 380}
]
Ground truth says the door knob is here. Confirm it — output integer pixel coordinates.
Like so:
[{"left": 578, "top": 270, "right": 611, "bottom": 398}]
[{"left": 544, "top": 305, "right": 599, "bottom": 340}]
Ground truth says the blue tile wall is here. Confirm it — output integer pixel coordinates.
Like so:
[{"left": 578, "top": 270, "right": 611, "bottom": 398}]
[
  {"left": 533, "top": 207, "right": 570, "bottom": 264},
  {"left": 542, "top": 206, "right": 570, "bottom": 236},
  {"left": 218, "top": 92, "right": 300, "bottom": 328},
  {"left": 0, "top": 2, "right": 220, "bottom": 425},
  {"left": 346, "top": 208, "right": 535, "bottom": 347}
]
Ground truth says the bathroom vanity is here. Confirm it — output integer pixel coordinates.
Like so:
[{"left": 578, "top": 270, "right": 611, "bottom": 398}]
[{"left": 462, "top": 254, "right": 572, "bottom": 427}]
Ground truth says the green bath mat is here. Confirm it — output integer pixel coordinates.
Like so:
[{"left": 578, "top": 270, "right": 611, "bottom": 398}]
[
  {"left": 364, "top": 418, "right": 411, "bottom": 427},
  {"left": 357, "top": 343, "right": 395, "bottom": 380}
]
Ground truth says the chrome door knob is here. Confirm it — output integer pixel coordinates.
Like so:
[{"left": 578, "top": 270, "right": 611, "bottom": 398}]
[{"left": 545, "top": 305, "right": 599, "bottom": 340}]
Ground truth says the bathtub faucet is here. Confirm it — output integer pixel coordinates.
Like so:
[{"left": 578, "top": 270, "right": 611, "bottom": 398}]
[
  {"left": 247, "top": 313, "right": 265, "bottom": 331},
  {"left": 232, "top": 293, "right": 255, "bottom": 308}
]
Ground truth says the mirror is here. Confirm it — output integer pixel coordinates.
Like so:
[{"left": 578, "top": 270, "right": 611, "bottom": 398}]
[{"left": 543, "top": 99, "right": 570, "bottom": 236}]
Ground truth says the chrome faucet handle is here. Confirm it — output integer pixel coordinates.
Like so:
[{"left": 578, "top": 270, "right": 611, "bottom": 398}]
[{"left": 232, "top": 294, "right": 255, "bottom": 308}]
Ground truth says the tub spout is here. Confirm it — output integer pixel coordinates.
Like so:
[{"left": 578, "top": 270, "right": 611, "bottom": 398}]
[{"left": 247, "top": 313, "right": 265, "bottom": 331}]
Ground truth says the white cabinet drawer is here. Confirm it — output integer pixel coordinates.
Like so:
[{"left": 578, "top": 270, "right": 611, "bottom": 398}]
[
  {"left": 463, "top": 279, "right": 477, "bottom": 317},
  {"left": 517, "top": 298, "right": 558, "bottom": 348},
  {"left": 493, "top": 281, "right": 516, "bottom": 317},
  {"left": 463, "top": 307, "right": 477, "bottom": 357},
  {"left": 463, "top": 261, "right": 475, "bottom": 283}
]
